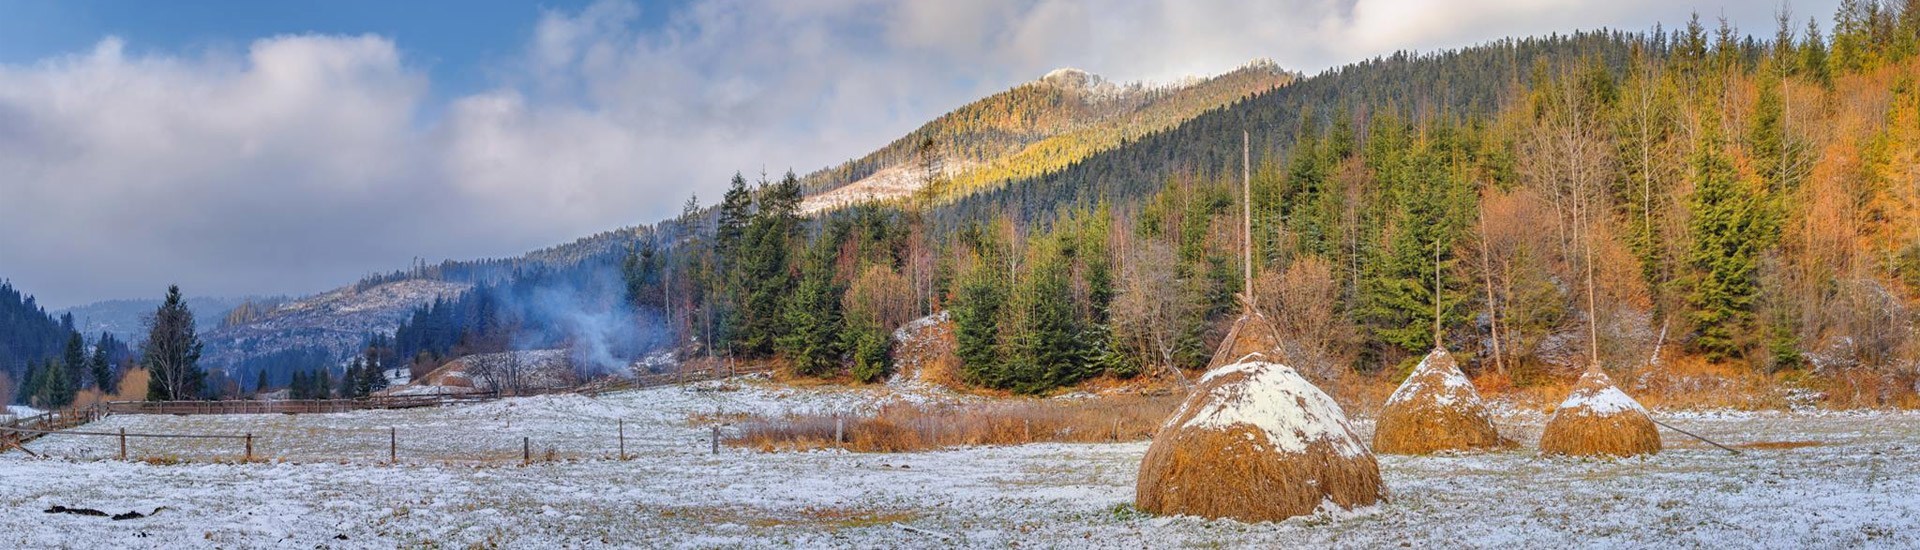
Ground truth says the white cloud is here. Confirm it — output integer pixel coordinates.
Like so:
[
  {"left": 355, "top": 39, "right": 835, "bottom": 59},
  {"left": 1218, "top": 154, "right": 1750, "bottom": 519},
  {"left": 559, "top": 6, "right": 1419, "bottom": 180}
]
[{"left": 0, "top": 0, "right": 1836, "bottom": 308}]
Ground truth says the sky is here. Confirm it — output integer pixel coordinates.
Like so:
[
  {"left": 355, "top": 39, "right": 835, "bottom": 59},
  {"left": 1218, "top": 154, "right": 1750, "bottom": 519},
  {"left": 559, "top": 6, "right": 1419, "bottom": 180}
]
[{"left": 0, "top": 0, "right": 1837, "bottom": 309}]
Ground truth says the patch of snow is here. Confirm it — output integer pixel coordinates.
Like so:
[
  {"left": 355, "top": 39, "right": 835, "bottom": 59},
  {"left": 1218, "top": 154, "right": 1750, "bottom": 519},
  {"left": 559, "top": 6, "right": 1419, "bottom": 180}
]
[
  {"left": 1177, "top": 355, "right": 1368, "bottom": 458},
  {"left": 1383, "top": 349, "right": 1482, "bottom": 411},
  {"left": 1558, "top": 372, "right": 1650, "bottom": 416}
]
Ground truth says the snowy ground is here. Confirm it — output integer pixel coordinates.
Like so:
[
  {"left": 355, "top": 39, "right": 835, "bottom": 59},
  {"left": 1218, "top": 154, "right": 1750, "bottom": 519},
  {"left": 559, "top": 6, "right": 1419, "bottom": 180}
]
[
  {"left": 3, "top": 377, "right": 1917, "bottom": 548},
  {"left": 4, "top": 405, "right": 42, "bottom": 421}
]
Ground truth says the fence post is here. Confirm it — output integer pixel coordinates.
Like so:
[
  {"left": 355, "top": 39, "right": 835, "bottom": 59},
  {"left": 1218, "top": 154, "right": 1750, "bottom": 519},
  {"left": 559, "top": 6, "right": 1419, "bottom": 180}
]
[
  {"left": 245, "top": 433, "right": 254, "bottom": 462},
  {"left": 710, "top": 425, "right": 719, "bottom": 455},
  {"left": 523, "top": 437, "right": 531, "bottom": 466},
  {"left": 835, "top": 417, "right": 845, "bottom": 446},
  {"left": 390, "top": 427, "right": 397, "bottom": 464},
  {"left": 618, "top": 420, "right": 626, "bottom": 460},
  {"left": 119, "top": 428, "right": 127, "bottom": 461}
]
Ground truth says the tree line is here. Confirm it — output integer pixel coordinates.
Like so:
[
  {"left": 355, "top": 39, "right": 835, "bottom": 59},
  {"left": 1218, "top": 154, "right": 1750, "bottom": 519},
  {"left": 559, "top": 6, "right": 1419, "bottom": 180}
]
[{"left": 375, "top": 4, "right": 1920, "bottom": 400}]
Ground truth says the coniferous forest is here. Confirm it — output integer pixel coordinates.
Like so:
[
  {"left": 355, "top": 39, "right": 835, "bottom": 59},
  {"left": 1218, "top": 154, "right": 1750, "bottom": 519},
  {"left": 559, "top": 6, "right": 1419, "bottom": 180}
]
[{"left": 366, "top": 6, "right": 1920, "bottom": 405}]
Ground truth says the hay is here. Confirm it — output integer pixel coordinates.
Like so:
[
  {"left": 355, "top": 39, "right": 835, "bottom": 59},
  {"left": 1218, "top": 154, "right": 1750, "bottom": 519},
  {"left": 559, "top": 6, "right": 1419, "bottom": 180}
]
[
  {"left": 1539, "top": 368, "right": 1661, "bottom": 457},
  {"left": 1372, "top": 347, "right": 1510, "bottom": 455},
  {"left": 1206, "top": 312, "right": 1283, "bottom": 370},
  {"left": 1136, "top": 353, "right": 1385, "bottom": 522}
]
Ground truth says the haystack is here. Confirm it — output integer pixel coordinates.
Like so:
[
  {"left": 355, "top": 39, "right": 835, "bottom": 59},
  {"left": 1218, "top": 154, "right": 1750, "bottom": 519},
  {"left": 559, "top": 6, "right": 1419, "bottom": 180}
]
[
  {"left": 1135, "top": 350, "right": 1385, "bottom": 521},
  {"left": 1538, "top": 367, "right": 1661, "bottom": 457},
  {"left": 1205, "top": 311, "right": 1282, "bottom": 370},
  {"left": 1372, "top": 347, "right": 1510, "bottom": 454}
]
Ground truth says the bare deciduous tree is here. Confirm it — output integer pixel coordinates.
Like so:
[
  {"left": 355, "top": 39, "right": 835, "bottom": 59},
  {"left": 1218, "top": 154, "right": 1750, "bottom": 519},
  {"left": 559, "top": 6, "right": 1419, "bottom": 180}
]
[{"left": 1112, "top": 241, "right": 1197, "bottom": 382}]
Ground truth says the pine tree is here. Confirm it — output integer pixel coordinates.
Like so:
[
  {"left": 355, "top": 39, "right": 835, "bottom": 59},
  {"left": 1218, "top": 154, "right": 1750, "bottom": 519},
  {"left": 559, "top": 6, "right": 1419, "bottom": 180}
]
[
  {"left": 61, "top": 331, "right": 85, "bottom": 398},
  {"left": 1356, "top": 130, "right": 1471, "bottom": 359},
  {"left": 777, "top": 236, "right": 845, "bottom": 377},
  {"left": 344, "top": 358, "right": 364, "bottom": 398},
  {"left": 317, "top": 368, "right": 334, "bottom": 399},
  {"left": 952, "top": 256, "right": 1007, "bottom": 386},
  {"left": 89, "top": 333, "right": 114, "bottom": 393},
  {"left": 1685, "top": 126, "right": 1776, "bottom": 362},
  {"left": 143, "top": 285, "right": 205, "bottom": 401},
  {"left": 1801, "top": 18, "right": 1831, "bottom": 86},
  {"left": 1004, "top": 244, "right": 1086, "bottom": 393},
  {"left": 35, "top": 358, "right": 72, "bottom": 408},
  {"left": 255, "top": 369, "right": 269, "bottom": 394}
]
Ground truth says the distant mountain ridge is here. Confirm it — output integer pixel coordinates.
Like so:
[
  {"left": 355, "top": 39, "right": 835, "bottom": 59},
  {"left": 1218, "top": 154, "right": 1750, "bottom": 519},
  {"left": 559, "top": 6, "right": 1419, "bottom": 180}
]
[{"left": 799, "top": 60, "right": 1294, "bottom": 212}]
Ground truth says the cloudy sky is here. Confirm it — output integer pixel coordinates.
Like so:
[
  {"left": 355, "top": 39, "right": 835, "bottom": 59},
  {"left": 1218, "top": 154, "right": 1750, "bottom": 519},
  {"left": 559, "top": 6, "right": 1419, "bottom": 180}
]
[{"left": 0, "top": 0, "right": 1835, "bottom": 308}]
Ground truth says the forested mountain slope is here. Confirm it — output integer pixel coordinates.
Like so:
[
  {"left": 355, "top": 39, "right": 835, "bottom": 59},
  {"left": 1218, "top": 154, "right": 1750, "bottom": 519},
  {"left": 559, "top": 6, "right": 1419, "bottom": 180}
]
[{"left": 798, "top": 61, "right": 1294, "bottom": 213}]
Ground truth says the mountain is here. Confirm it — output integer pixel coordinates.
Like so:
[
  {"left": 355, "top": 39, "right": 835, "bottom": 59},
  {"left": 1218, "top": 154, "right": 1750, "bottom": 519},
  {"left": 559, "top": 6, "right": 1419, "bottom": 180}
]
[
  {"left": 199, "top": 279, "right": 471, "bottom": 370},
  {"left": 797, "top": 60, "right": 1294, "bottom": 213}
]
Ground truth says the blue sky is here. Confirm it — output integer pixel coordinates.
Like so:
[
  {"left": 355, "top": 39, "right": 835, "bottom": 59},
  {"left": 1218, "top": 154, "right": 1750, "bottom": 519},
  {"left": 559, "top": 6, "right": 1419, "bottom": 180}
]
[
  {"left": 0, "top": 0, "right": 659, "bottom": 96},
  {"left": 0, "top": 1, "right": 1836, "bottom": 308}
]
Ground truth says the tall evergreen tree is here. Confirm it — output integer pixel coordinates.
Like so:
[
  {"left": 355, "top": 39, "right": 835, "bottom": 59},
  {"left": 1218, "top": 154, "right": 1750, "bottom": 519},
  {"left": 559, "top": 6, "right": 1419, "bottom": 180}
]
[
  {"left": 142, "top": 285, "right": 205, "bottom": 401},
  {"left": 952, "top": 255, "right": 1007, "bottom": 385},
  {"left": 88, "top": 333, "right": 115, "bottom": 393},
  {"left": 777, "top": 235, "right": 845, "bottom": 377},
  {"left": 1685, "top": 127, "right": 1776, "bottom": 362},
  {"left": 61, "top": 331, "right": 85, "bottom": 398}
]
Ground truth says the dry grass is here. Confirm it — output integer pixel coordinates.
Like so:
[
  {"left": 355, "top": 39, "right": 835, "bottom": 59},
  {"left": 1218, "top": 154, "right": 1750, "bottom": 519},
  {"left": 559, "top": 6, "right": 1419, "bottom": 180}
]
[
  {"left": 1135, "top": 359, "right": 1383, "bottom": 522},
  {"left": 728, "top": 395, "right": 1181, "bottom": 453},
  {"left": 71, "top": 372, "right": 149, "bottom": 408},
  {"left": 1372, "top": 349, "right": 1512, "bottom": 455},
  {"left": 1632, "top": 357, "right": 1790, "bottom": 411},
  {"left": 1539, "top": 370, "right": 1662, "bottom": 457},
  {"left": 1813, "top": 369, "right": 1920, "bottom": 410}
]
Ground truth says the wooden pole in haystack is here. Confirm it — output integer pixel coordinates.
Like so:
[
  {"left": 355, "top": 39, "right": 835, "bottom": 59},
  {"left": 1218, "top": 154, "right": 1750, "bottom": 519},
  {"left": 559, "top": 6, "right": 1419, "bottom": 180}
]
[
  {"left": 1372, "top": 231, "right": 1509, "bottom": 455},
  {"left": 1136, "top": 130, "right": 1384, "bottom": 522},
  {"left": 1539, "top": 149, "right": 1660, "bottom": 457},
  {"left": 1243, "top": 130, "right": 1254, "bottom": 311}
]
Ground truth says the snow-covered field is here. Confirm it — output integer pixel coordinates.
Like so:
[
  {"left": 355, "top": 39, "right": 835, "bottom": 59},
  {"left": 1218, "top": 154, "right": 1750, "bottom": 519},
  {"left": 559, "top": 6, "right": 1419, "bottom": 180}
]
[{"left": 3, "top": 377, "right": 1918, "bottom": 548}]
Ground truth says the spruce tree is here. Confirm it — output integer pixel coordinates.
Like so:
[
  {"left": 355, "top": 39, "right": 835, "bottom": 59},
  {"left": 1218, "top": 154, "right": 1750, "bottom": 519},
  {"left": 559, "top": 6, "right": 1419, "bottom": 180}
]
[
  {"left": 255, "top": 369, "right": 269, "bottom": 394},
  {"left": 344, "top": 358, "right": 364, "bottom": 398},
  {"left": 89, "top": 333, "right": 114, "bottom": 393},
  {"left": 952, "top": 258, "right": 1007, "bottom": 386},
  {"left": 1005, "top": 246, "right": 1085, "bottom": 393},
  {"left": 777, "top": 236, "right": 844, "bottom": 377},
  {"left": 61, "top": 331, "right": 85, "bottom": 397},
  {"left": 142, "top": 285, "right": 205, "bottom": 401},
  {"left": 1685, "top": 126, "right": 1776, "bottom": 362},
  {"left": 317, "top": 368, "right": 334, "bottom": 399}
]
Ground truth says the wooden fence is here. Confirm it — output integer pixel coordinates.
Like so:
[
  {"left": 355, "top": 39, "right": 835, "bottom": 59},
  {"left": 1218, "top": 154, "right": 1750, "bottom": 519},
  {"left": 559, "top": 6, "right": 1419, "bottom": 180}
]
[
  {"left": 101, "top": 391, "right": 502, "bottom": 416},
  {"left": 1, "top": 361, "right": 780, "bottom": 458},
  {"left": 2, "top": 406, "right": 107, "bottom": 452}
]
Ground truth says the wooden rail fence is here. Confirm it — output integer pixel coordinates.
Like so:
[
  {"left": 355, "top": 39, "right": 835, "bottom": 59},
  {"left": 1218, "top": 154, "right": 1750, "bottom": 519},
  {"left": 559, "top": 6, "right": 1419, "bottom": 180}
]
[{"left": 2, "top": 361, "right": 778, "bottom": 457}]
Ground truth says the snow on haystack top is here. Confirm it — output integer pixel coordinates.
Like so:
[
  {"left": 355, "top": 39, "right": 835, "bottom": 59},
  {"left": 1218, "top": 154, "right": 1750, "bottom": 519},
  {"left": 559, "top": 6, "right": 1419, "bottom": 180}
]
[
  {"left": 1556, "top": 369, "right": 1649, "bottom": 416},
  {"left": 1384, "top": 347, "right": 1482, "bottom": 410},
  {"left": 1176, "top": 353, "right": 1368, "bottom": 457}
]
